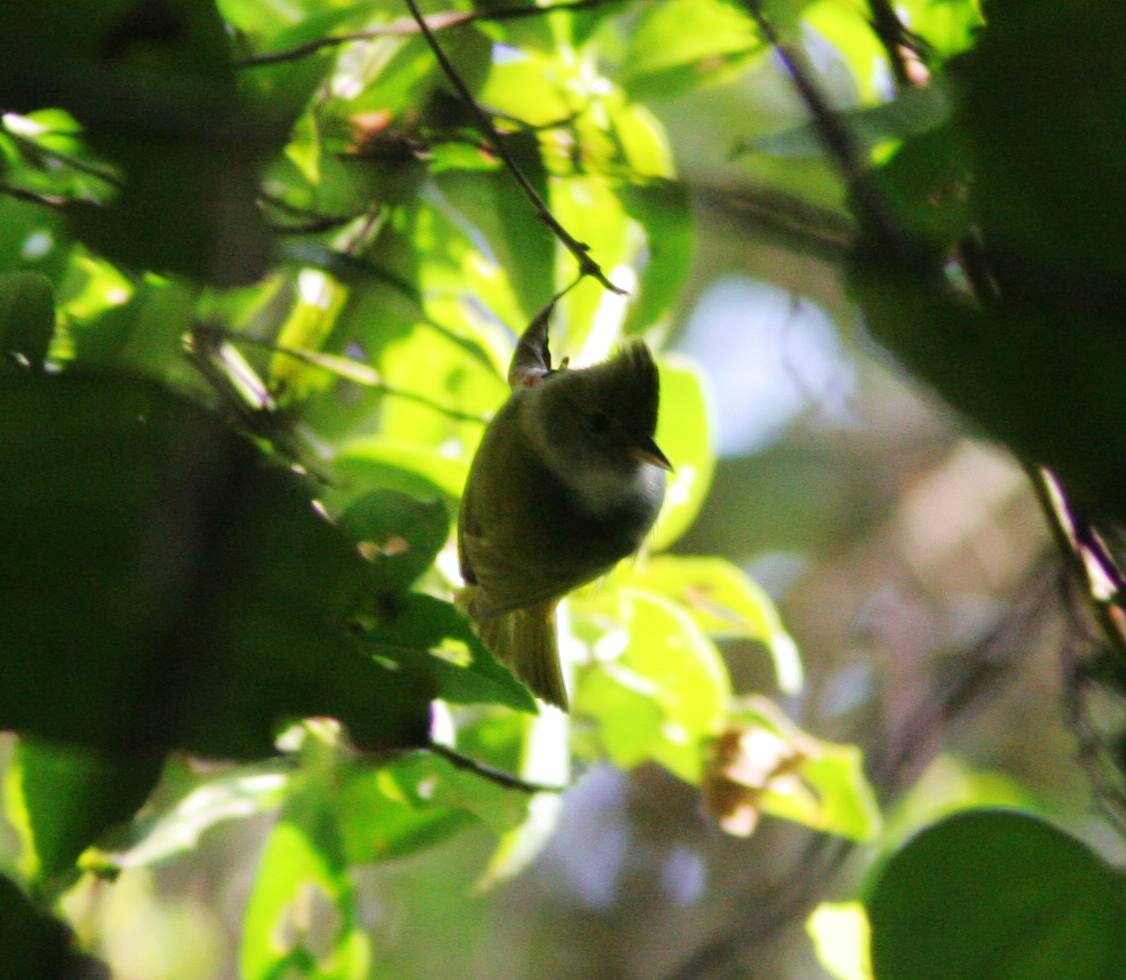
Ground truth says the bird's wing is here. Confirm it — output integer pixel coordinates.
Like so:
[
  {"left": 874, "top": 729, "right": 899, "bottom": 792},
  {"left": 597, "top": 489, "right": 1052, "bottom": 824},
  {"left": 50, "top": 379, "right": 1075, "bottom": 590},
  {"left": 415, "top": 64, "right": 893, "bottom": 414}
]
[{"left": 460, "top": 524, "right": 606, "bottom": 618}]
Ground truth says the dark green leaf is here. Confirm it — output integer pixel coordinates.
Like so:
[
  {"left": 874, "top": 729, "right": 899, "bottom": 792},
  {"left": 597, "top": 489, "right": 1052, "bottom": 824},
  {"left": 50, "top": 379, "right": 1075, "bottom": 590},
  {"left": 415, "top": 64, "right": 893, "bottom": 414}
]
[
  {"left": 0, "top": 872, "right": 108, "bottom": 978},
  {"left": 0, "top": 270, "right": 54, "bottom": 368},
  {"left": 366, "top": 595, "right": 537, "bottom": 712},
  {"left": 851, "top": 252, "right": 1126, "bottom": 522},
  {"left": 868, "top": 809, "right": 1126, "bottom": 979},
  {"left": 337, "top": 490, "right": 448, "bottom": 596},
  {"left": 13, "top": 738, "right": 162, "bottom": 882},
  {"left": 0, "top": 0, "right": 279, "bottom": 285},
  {"left": 0, "top": 371, "right": 432, "bottom": 758},
  {"left": 964, "top": 0, "right": 1126, "bottom": 313}
]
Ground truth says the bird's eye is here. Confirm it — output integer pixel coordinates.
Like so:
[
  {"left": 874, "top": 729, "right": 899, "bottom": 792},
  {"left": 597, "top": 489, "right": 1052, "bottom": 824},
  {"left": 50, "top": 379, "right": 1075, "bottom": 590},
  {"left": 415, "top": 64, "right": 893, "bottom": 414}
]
[{"left": 586, "top": 410, "right": 611, "bottom": 435}]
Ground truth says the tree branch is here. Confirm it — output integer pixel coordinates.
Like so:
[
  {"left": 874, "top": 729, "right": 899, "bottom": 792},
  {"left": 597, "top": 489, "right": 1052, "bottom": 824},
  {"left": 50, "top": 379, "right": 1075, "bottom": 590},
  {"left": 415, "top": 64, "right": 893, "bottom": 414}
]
[
  {"left": 235, "top": 0, "right": 624, "bottom": 69},
  {"left": 740, "top": 0, "right": 905, "bottom": 257},
  {"left": 427, "top": 741, "right": 567, "bottom": 794},
  {"left": 866, "top": 0, "right": 913, "bottom": 89},
  {"left": 402, "top": 0, "right": 626, "bottom": 294}
]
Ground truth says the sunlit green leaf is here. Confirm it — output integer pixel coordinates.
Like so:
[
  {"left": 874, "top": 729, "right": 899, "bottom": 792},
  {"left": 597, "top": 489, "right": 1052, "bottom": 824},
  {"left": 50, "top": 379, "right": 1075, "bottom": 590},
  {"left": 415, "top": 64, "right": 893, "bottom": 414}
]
[
  {"left": 270, "top": 268, "right": 349, "bottom": 399},
  {"left": 620, "top": 181, "right": 694, "bottom": 339},
  {"left": 86, "top": 764, "right": 291, "bottom": 873},
  {"left": 335, "top": 439, "right": 470, "bottom": 502},
  {"left": 647, "top": 355, "right": 715, "bottom": 551},
  {"left": 333, "top": 759, "right": 474, "bottom": 866},
  {"left": 475, "top": 708, "right": 569, "bottom": 889},
  {"left": 617, "top": 555, "right": 803, "bottom": 694},
  {"left": 576, "top": 590, "right": 730, "bottom": 783},
  {"left": 803, "top": 0, "right": 888, "bottom": 104},
  {"left": 240, "top": 806, "right": 369, "bottom": 980},
  {"left": 9, "top": 738, "right": 162, "bottom": 884},
  {"left": 622, "top": 0, "right": 764, "bottom": 99}
]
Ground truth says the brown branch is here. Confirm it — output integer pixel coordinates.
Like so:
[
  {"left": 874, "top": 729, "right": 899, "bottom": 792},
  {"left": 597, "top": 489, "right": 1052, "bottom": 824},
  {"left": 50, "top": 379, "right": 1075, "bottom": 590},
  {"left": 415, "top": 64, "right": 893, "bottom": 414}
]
[
  {"left": 402, "top": 0, "right": 626, "bottom": 295},
  {"left": 236, "top": 0, "right": 624, "bottom": 69},
  {"left": 866, "top": 0, "right": 912, "bottom": 89}
]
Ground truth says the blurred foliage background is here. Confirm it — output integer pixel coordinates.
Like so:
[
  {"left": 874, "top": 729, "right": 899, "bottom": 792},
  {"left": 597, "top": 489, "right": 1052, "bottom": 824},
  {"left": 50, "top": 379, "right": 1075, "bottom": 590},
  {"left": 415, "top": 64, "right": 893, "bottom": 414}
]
[{"left": 1, "top": 0, "right": 1125, "bottom": 977}]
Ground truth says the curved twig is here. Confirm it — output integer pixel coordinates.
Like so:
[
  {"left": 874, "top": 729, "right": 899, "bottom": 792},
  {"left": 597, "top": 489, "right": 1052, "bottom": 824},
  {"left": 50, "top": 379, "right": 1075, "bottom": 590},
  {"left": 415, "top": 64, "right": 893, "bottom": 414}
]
[
  {"left": 236, "top": 0, "right": 624, "bottom": 69},
  {"left": 427, "top": 741, "right": 568, "bottom": 794},
  {"left": 403, "top": 0, "right": 626, "bottom": 294}
]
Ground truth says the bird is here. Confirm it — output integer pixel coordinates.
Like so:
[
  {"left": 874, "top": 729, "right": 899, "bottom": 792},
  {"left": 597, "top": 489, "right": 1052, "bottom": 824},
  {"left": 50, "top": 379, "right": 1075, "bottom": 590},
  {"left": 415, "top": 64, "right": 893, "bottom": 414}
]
[{"left": 457, "top": 312, "right": 671, "bottom": 709}]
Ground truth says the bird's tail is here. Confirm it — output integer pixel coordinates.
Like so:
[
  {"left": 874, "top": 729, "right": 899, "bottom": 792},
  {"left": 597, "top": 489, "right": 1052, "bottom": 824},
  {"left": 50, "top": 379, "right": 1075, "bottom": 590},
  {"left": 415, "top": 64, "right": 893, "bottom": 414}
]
[{"left": 459, "top": 587, "right": 568, "bottom": 710}]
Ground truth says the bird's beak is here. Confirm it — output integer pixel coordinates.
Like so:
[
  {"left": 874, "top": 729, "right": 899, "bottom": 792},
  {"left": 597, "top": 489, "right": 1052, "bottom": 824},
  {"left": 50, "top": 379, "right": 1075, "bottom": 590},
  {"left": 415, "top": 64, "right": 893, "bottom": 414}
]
[{"left": 632, "top": 436, "right": 673, "bottom": 471}]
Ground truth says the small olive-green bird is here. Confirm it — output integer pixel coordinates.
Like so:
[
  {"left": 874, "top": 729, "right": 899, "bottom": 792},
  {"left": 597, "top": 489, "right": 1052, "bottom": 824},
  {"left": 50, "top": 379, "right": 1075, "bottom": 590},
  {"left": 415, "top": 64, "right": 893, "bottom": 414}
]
[{"left": 458, "top": 314, "right": 671, "bottom": 710}]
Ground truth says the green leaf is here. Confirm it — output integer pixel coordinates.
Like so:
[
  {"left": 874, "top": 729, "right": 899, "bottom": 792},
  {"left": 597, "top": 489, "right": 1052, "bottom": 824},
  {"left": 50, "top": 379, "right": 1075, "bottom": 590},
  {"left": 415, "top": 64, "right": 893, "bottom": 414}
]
[
  {"left": 337, "top": 490, "right": 448, "bottom": 597},
  {"left": 10, "top": 738, "right": 162, "bottom": 883},
  {"left": 0, "top": 872, "right": 106, "bottom": 977},
  {"left": 0, "top": 270, "right": 54, "bottom": 368},
  {"left": 964, "top": 0, "right": 1126, "bottom": 308},
  {"left": 240, "top": 808, "right": 369, "bottom": 980},
  {"left": 894, "top": 0, "right": 983, "bottom": 59},
  {"left": 850, "top": 252, "right": 1126, "bottom": 523},
  {"left": 743, "top": 83, "right": 952, "bottom": 159},
  {"left": 622, "top": 0, "right": 765, "bottom": 99},
  {"left": 269, "top": 269, "right": 349, "bottom": 399},
  {"left": 474, "top": 707, "right": 569, "bottom": 889},
  {"left": 647, "top": 355, "right": 716, "bottom": 550},
  {"left": 334, "top": 758, "right": 476, "bottom": 866},
  {"left": 71, "top": 280, "right": 195, "bottom": 377},
  {"left": 0, "top": 371, "right": 432, "bottom": 758},
  {"left": 0, "top": 0, "right": 280, "bottom": 285},
  {"left": 618, "top": 555, "right": 803, "bottom": 694},
  {"left": 364, "top": 594, "right": 537, "bottom": 712},
  {"left": 620, "top": 181, "right": 695, "bottom": 339},
  {"left": 575, "top": 589, "right": 730, "bottom": 783},
  {"left": 86, "top": 762, "right": 290, "bottom": 873},
  {"left": 335, "top": 439, "right": 471, "bottom": 502},
  {"left": 867, "top": 809, "right": 1126, "bottom": 979}
]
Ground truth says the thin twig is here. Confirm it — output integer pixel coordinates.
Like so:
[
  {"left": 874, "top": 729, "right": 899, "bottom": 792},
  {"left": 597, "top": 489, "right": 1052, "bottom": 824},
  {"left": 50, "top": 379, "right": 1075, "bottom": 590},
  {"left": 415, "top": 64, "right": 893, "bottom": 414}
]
[
  {"left": 260, "top": 192, "right": 367, "bottom": 235},
  {"left": 1, "top": 121, "right": 124, "bottom": 188},
  {"left": 1061, "top": 642, "right": 1126, "bottom": 837},
  {"left": 235, "top": 0, "right": 623, "bottom": 68},
  {"left": 1023, "top": 464, "right": 1126, "bottom": 661},
  {"left": 403, "top": 0, "right": 626, "bottom": 294},
  {"left": 427, "top": 741, "right": 567, "bottom": 794},
  {"left": 200, "top": 324, "right": 490, "bottom": 424},
  {"left": 0, "top": 182, "right": 70, "bottom": 209},
  {"left": 866, "top": 0, "right": 912, "bottom": 89},
  {"left": 278, "top": 242, "right": 504, "bottom": 378},
  {"left": 740, "top": 0, "right": 904, "bottom": 255}
]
